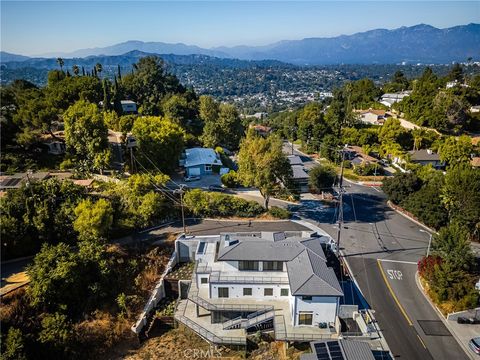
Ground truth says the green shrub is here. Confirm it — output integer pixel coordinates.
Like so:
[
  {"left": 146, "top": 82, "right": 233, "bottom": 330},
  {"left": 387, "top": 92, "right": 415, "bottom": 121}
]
[
  {"left": 353, "top": 162, "right": 383, "bottom": 176},
  {"left": 308, "top": 164, "right": 336, "bottom": 193},
  {"left": 268, "top": 206, "right": 291, "bottom": 219},
  {"left": 183, "top": 189, "right": 264, "bottom": 218},
  {"left": 59, "top": 158, "right": 74, "bottom": 170},
  {"left": 221, "top": 170, "right": 241, "bottom": 188}
]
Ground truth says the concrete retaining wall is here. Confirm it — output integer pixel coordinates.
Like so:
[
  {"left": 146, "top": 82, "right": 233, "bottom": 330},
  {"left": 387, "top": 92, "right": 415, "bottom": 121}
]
[{"left": 131, "top": 250, "right": 178, "bottom": 335}]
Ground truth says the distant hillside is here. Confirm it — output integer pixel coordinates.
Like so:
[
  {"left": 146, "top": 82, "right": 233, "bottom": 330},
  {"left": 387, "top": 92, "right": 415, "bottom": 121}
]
[
  {"left": 0, "top": 50, "right": 290, "bottom": 70},
  {"left": 15, "top": 23, "right": 479, "bottom": 65},
  {"left": 0, "top": 51, "right": 30, "bottom": 62},
  {"left": 214, "top": 23, "right": 480, "bottom": 64},
  {"left": 38, "top": 40, "right": 230, "bottom": 59}
]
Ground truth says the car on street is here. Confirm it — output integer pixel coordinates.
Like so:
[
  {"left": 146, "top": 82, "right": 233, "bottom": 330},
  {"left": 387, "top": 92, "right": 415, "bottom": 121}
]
[
  {"left": 208, "top": 185, "right": 225, "bottom": 192},
  {"left": 469, "top": 337, "right": 480, "bottom": 355},
  {"left": 184, "top": 175, "right": 201, "bottom": 182}
]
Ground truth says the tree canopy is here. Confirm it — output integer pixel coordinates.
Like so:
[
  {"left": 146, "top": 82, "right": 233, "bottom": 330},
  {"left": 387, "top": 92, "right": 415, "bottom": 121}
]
[{"left": 237, "top": 132, "right": 293, "bottom": 209}]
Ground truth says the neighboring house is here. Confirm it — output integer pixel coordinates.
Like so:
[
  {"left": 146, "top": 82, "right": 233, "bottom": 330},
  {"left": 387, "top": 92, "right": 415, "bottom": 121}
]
[
  {"left": 344, "top": 146, "right": 378, "bottom": 168},
  {"left": 0, "top": 172, "right": 50, "bottom": 190},
  {"left": 43, "top": 140, "right": 66, "bottom": 155},
  {"left": 40, "top": 131, "right": 66, "bottom": 155},
  {"left": 408, "top": 149, "right": 445, "bottom": 169},
  {"left": 287, "top": 155, "right": 309, "bottom": 192},
  {"left": 249, "top": 124, "right": 273, "bottom": 137},
  {"left": 121, "top": 100, "right": 137, "bottom": 114},
  {"left": 244, "top": 112, "right": 268, "bottom": 120},
  {"left": 300, "top": 339, "right": 376, "bottom": 360},
  {"left": 99, "top": 100, "right": 137, "bottom": 114},
  {"left": 174, "top": 231, "right": 344, "bottom": 344},
  {"left": 379, "top": 91, "right": 411, "bottom": 108},
  {"left": 355, "top": 109, "right": 386, "bottom": 125},
  {"left": 181, "top": 148, "right": 225, "bottom": 177}
]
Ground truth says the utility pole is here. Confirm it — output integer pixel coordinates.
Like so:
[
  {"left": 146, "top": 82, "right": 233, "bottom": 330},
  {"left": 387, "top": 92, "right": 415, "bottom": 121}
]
[
  {"left": 175, "top": 185, "right": 187, "bottom": 235},
  {"left": 336, "top": 147, "right": 346, "bottom": 257}
]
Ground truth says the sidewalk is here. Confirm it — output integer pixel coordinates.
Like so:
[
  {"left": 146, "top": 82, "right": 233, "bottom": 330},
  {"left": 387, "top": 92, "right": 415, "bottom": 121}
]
[{"left": 415, "top": 272, "right": 477, "bottom": 360}]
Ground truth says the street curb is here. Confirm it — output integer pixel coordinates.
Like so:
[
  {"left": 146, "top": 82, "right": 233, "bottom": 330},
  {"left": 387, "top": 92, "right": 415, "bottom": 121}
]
[
  {"left": 415, "top": 271, "right": 474, "bottom": 360},
  {"left": 387, "top": 201, "right": 438, "bottom": 234},
  {"left": 1, "top": 255, "right": 34, "bottom": 265}
]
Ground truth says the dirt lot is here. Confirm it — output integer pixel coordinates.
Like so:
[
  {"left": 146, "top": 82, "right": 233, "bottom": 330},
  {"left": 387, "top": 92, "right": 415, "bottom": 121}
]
[{"left": 122, "top": 325, "right": 310, "bottom": 360}]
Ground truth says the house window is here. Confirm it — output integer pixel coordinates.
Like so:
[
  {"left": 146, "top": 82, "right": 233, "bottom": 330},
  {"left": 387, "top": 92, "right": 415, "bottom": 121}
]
[
  {"left": 205, "top": 164, "right": 212, "bottom": 172},
  {"left": 264, "top": 288, "right": 273, "bottom": 296},
  {"left": 238, "top": 261, "right": 259, "bottom": 271},
  {"left": 263, "top": 261, "right": 283, "bottom": 271},
  {"left": 243, "top": 288, "right": 252, "bottom": 296},
  {"left": 298, "top": 312, "right": 313, "bottom": 325},
  {"left": 302, "top": 296, "right": 312, "bottom": 301},
  {"left": 200, "top": 277, "right": 208, "bottom": 284},
  {"left": 218, "top": 287, "right": 229, "bottom": 298},
  {"left": 280, "top": 289, "right": 289, "bottom": 296}
]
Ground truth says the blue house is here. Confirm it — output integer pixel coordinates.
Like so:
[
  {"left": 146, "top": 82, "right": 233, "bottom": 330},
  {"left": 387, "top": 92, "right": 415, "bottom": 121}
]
[{"left": 182, "top": 148, "right": 223, "bottom": 176}]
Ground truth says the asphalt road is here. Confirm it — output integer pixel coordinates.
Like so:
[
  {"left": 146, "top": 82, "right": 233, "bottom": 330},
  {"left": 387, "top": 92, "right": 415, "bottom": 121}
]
[{"left": 285, "top": 144, "right": 467, "bottom": 360}]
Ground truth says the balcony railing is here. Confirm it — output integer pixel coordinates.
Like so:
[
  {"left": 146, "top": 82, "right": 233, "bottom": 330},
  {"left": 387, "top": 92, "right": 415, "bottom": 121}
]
[{"left": 209, "top": 272, "right": 289, "bottom": 284}]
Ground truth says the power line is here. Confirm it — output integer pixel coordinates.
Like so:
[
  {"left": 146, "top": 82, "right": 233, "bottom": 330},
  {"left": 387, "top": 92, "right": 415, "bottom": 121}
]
[{"left": 132, "top": 153, "right": 182, "bottom": 206}]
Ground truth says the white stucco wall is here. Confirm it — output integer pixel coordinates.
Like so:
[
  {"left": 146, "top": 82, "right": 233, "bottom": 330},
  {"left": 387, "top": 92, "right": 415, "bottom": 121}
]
[
  {"left": 210, "top": 283, "right": 291, "bottom": 301},
  {"left": 294, "top": 296, "right": 339, "bottom": 326}
]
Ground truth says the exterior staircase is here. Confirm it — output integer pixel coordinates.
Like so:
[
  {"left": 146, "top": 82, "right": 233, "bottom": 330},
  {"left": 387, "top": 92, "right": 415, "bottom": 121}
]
[{"left": 223, "top": 308, "right": 275, "bottom": 330}]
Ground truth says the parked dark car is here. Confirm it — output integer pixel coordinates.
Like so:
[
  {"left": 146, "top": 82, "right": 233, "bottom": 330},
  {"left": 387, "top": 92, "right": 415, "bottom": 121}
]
[
  {"left": 208, "top": 185, "right": 225, "bottom": 192},
  {"left": 457, "top": 317, "right": 480, "bottom": 324}
]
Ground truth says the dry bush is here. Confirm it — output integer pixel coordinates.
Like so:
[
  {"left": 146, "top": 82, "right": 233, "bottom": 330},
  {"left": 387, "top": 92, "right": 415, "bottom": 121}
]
[{"left": 74, "top": 310, "right": 137, "bottom": 357}]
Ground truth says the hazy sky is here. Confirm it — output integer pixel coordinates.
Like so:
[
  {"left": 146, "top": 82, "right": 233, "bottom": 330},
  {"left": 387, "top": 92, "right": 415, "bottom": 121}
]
[{"left": 1, "top": 1, "right": 479, "bottom": 56}]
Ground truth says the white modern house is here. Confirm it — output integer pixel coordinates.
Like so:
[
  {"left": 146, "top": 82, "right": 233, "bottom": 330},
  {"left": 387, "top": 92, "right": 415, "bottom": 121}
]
[
  {"left": 120, "top": 100, "right": 137, "bottom": 114},
  {"left": 379, "top": 91, "right": 411, "bottom": 107},
  {"left": 355, "top": 109, "right": 386, "bottom": 125},
  {"left": 174, "top": 231, "right": 344, "bottom": 345}
]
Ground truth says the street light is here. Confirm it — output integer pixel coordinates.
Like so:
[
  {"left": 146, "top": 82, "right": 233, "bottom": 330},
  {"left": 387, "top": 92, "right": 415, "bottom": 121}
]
[{"left": 419, "top": 229, "right": 433, "bottom": 257}]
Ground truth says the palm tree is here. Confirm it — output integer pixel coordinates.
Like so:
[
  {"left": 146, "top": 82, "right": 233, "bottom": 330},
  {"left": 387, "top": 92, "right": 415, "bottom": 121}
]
[
  {"left": 56, "top": 57, "right": 64, "bottom": 72},
  {"left": 412, "top": 128, "right": 426, "bottom": 151},
  {"left": 72, "top": 65, "right": 80, "bottom": 76},
  {"left": 95, "top": 63, "right": 102, "bottom": 77}
]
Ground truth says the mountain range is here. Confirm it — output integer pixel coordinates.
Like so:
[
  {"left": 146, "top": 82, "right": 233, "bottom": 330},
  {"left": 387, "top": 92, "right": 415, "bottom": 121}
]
[{"left": 2, "top": 23, "right": 479, "bottom": 65}]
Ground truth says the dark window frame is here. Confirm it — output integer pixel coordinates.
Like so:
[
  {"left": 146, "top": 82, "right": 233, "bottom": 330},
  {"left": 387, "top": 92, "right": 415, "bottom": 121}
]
[
  {"left": 218, "top": 287, "right": 229, "bottom": 298},
  {"left": 238, "top": 260, "right": 259, "bottom": 271}
]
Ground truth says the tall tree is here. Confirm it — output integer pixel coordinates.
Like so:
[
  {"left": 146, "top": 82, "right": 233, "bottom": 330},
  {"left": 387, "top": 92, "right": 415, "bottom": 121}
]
[
  {"left": 238, "top": 132, "right": 293, "bottom": 209},
  {"left": 63, "top": 100, "right": 110, "bottom": 169},
  {"left": 95, "top": 63, "right": 103, "bottom": 78},
  {"left": 131, "top": 115, "right": 185, "bottom": 173},
  {"left": 72, "top": 65, "right": 79, "bottom": 76},
  {"left": 441, "top": 165, "right": 480, "bottom": 239},
  {"left": 56, "top": 57, "right": 64, "bottom": 72},
  {"left": 74, "top": 198, "right": 113, "bottom": 240}
]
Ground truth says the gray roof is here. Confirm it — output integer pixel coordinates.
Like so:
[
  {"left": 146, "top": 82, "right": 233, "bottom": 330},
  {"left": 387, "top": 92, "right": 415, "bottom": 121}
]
[
  {"left": 292, "top": 165, "right": 309, "bottom": 179},
  {"left": 184, "top": 147, "right": 223, "bottom": 168},
  {"left": 288, "top": 155, "right": 303, "bottom": 166},
  {"left": 301, "top": 339, "right": 375, "bottom": 360},
  {"left": 217, "top": 233, "right": 342, "bottom": 298},
  {"left": 218, "top": 239, "right": 306, "bottom": 262},
  {"left": 408, "top": 149, "right": 440, "bottom": 162},
  {"left": 287, "top": 249, "right": 343, "bottom": 296},
  {"left": 340, "top": 339, "right": 375, "bottom": 360}
]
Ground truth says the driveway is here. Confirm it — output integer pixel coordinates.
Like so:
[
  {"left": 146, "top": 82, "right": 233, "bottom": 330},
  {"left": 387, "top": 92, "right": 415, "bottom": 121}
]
[{"left": 170, "top": 174, "right": 222, "bottom": 190}]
